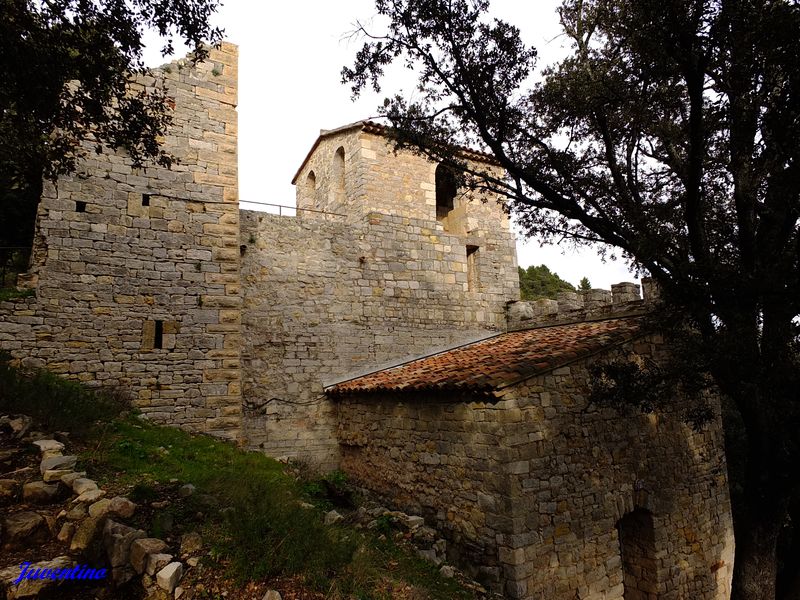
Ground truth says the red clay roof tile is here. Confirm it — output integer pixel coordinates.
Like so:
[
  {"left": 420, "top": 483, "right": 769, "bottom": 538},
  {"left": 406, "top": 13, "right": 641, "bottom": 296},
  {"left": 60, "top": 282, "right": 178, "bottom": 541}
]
[{"left": 327, "top": 316, "right": 644, "bottom": 397}]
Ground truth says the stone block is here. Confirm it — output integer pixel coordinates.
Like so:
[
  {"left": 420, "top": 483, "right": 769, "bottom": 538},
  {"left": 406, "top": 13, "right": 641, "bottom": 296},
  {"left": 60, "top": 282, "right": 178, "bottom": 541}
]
[
  {"left": 131, "top": 538, "right": 169, "bottom": 574},
  {"left": 146, "top": 553, "right": 174, "bottom": 576},
  {"left": 156, "top": 562, "right": 183, "bottom": 593}
]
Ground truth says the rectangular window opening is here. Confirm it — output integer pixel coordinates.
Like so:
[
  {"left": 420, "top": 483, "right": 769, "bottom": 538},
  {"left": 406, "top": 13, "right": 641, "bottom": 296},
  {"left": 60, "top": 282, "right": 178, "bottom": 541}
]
[
  {"left": 154, "top": 319, "right": 164, "bottom": 349},
  {"left": 142, "top": 194, "right": 151, "bottom": 206},
  {"left": 466, "top": 245, "right": 479, "bottom": 292},
  {"left": 75, "top": 201, "right": 86, "bottom": 213}
]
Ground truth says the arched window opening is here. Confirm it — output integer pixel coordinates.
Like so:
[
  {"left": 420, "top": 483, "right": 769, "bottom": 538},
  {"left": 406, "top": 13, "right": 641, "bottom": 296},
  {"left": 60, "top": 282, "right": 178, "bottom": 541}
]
[
  {"left": 333, "top": 146, "right": 346, "bottom": 203},
  {"left": 617, "top": 508, "right": 658, "bottom": 599},
  {"left": 306, "top": 171, "right": 317, "bottom": 207},
  {"left": 435, "top": 163, "right": 458, "bottom": 223}
]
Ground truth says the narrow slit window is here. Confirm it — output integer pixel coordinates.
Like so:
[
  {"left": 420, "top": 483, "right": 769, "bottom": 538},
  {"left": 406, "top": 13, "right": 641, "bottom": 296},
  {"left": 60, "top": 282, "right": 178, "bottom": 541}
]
[
  {"left": 333, "top": 146, "right": 346, "bottom": 204},
  {"left": 142, "top": 194, "right": 151, "bottom": 206},
  {"left": 154, "top": 319, "right": 164, "bottom": 349},
  {"left": 435, "top": 164, "right": 457, "bottom": 225},
  {"left": 75, "top": 201, "right": 86, "bottom": 213},
  {"left": 306, "top": 171, "right": 317, "bottom": 208},
  {"left": 466, "top": 245, "right": 479, "bottom": 292}
]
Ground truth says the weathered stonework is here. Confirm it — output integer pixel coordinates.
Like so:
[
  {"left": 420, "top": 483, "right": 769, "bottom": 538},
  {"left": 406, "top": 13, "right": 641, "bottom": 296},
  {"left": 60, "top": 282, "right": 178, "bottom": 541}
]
[
  {"left": 235, "top": 120, "right": 518, "bottom": 467},
  {"left": 0, "top": 43, "right": 242, "bottom": 439},
  {"left": 239, "top": 205, "right": 517, "bottom": 467},
  {"left": 0, "top": 42, "right": 734, "bottom": 600},
  {"left": 0, "top": 50, "right": 519, "bottom": 461},
  {"left": 334, "top": 333, "right": 735, "bottom": 600}
]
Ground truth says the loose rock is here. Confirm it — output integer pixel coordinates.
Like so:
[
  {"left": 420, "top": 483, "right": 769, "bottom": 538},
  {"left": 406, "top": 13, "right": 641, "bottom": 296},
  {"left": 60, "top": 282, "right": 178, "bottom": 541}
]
[
  {"left": 2, "top": 511, "right": 48, "bottom": 549},
  {"left": 0, "top": 479, "right": 19, "bottom": 504},
  {"left": 131, "top": 538, "right": 169, "bottom": 574},
  {"left": 439, "top": 565, "right": 455, "bottom": 578},
  {"left": 43, "top": 469, "right": 73, "bottom": 483},
  {"left": 70, "top": 516, "right": 104, "bottom": 553},
  {"left": 6, "top": 415, "right": 32, "bottom": 438},
  {"left": 109, "top": 496, "right": 137, "bottom": 518},
  {"left": 146, "top": 553, "right": 173, "bottom": 576},
  {"left": 324, "top": 510, "right": 343, "bottom": 525},
  {"left": 89, "top": 498, "right": 112, "bottom": 518},
  {"left": 74, "top": 489, "right": 106, "bottom": 504},
  {"left": 40, "top": 454, "right": 76, "bottom": 474},
  {"left": 57, "top": 522, "right": 75, "bottom": 543},
  {"left": 22, "top": 481, "right": 60, "bottom": 504},
  {"left": 262, "top": 591, "right": 282, "bottom": 600},
  {"left": 60, "top": 472, "right": 86, "bottom": 487},
  {"left": 66, "top": 503, "right": 87, "bottom": 521},
  {"left": 178, "top": 484, "right": 195, "bottom": 498},
  {"left": 72, "top": 478, "right": 98, "bottom": 495},
  {"left": 156, "top": 562, "right": 183, "bottom": 593},
  {"left": 32, "top": 439, "right": 64, "bottom": 454},
  {"left": 103, "top": 519, "right": 146, "bottom": 567}
]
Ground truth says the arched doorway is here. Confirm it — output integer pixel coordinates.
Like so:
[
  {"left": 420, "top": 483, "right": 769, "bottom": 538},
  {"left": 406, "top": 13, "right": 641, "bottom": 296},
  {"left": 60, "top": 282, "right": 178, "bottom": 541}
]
[{"left": 617, "top": 508, "right": 658, "bottom": 599}]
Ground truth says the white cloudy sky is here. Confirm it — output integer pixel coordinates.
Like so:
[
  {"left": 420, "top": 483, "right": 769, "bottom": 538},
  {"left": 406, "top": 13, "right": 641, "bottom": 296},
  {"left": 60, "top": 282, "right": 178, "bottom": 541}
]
[{"left": 145, "top": 0, "right": 638, "bottom": 289}]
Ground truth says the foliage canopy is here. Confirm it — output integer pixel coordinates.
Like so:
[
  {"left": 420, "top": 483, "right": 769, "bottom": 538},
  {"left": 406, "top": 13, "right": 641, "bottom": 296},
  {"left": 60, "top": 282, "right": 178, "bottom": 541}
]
[
  {"left": 344, "top": 1, "right": 800, "bottom": 597},
  {"left": 0, "top": 0, "right": 223, "bottom": 273},
  {"left": 517, "top": 264, "right": 575, "bottom": 300}
]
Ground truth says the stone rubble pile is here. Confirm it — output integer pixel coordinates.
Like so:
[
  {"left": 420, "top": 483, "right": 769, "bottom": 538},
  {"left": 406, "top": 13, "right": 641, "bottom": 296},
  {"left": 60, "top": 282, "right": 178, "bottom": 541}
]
[
  {"left": 0, "top": 414, "right": 202, "bottom": 599},
  {"left": 327, "top": 501, "right": 481, "bottom": 590}
]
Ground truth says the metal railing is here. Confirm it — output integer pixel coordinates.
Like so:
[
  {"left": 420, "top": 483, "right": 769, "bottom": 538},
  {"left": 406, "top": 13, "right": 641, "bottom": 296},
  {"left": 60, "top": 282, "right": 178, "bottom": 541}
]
[{"left": 238, "top": 200, "right": 346, "bottom": 220}]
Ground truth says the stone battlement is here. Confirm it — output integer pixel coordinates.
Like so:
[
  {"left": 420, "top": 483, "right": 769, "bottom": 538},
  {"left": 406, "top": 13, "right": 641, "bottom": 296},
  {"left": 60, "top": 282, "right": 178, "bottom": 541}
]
[{"left": 506, "top": 278, "right": 664, "bottom": 331}]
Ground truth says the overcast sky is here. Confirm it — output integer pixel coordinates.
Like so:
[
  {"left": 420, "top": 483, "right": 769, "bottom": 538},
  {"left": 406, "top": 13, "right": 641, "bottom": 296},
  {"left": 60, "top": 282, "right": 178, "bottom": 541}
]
[{"left": 145, "top": 0, "right": 638, "bottom": 290}]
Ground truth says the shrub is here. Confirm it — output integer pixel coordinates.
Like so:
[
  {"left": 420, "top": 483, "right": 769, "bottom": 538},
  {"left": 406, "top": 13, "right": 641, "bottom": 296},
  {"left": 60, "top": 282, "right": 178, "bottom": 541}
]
[
  {"left": 0, "top": 352, "right": 128, "bottom": 434},
  {"left": 223, "top": 478, "right": 356, "bottom": 586}
]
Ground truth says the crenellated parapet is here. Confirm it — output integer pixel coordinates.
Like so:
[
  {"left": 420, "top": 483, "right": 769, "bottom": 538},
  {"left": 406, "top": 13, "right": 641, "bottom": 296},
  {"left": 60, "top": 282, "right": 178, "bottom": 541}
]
[{"left": 506, "top": 278, "right": 660, "bottom": 331}]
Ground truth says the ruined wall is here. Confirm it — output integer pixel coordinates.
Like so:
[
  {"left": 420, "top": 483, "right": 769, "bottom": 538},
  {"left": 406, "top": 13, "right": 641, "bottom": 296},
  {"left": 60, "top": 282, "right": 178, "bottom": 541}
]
[
  {"left": 239, "top": 209, "right": 519, "bottom": 468},
  {"left": 335, "top": 334, "right": 735, "bottom": 599},
  {"left": 0, "top": 44, "right": 242, "bottom": 440}
]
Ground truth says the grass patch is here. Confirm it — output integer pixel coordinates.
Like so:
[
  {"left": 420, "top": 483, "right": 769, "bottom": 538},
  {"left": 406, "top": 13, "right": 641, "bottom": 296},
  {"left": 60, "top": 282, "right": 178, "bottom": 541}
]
[
  {"left": 0, "top": 352, "right": 128, "bottom": 435},
  {"left": 0, "top": 360, "right": 478, "bottom": 598},
  {"left": 0, "top": 287, "right": 34, "bottom": 302},
  {"left": 87, "top": 418, "right": 478, "bottom": 598}
]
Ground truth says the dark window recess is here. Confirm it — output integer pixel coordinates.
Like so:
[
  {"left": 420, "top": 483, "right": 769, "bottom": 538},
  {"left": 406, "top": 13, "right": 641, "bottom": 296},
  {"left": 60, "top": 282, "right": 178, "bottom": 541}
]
[
  {"left": 76, "top": 201, "right": 87, "bottom": 213},
  {"left": 154, "top": 320, "right": 164, "bottom": 349},
  {"left": 466, "top": 245, "right": 479, "bottom": 292},
  {"left": 142, "top": 194, "right": 151, "bottom": 206},
  {"left": 435, "top": 164, "right": 458, "bottom": 221}
]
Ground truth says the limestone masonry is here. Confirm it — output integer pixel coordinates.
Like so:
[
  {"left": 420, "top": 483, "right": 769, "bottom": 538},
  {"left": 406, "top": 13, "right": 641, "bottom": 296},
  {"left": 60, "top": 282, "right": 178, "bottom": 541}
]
[{"left": 0, "top": 45, "right": 734, "bottom": 599}]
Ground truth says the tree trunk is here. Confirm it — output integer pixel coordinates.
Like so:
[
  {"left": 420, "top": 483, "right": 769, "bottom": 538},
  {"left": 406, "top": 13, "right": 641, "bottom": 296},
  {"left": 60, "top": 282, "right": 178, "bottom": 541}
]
[{"left": 733, "top": 508, "right": 784, "bottom": 600}]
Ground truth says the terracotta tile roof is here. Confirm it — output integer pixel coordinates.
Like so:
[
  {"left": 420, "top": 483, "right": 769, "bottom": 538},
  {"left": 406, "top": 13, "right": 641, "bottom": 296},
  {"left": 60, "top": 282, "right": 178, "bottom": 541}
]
[{"left": 327, "top": 316, "right": 645, "bottom": 397}]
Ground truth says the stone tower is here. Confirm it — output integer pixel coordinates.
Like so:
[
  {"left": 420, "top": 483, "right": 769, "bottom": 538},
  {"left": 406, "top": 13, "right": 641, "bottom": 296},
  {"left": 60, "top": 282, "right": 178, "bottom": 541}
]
[{"left": 239, "top": 121, "right": 520, "bottom": 466}]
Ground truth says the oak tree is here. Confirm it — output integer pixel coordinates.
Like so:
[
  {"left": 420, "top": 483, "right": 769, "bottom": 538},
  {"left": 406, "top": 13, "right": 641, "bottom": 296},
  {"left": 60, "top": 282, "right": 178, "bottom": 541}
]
[{"left": 343, "top": 1, "right": 800, "bottom": 598}]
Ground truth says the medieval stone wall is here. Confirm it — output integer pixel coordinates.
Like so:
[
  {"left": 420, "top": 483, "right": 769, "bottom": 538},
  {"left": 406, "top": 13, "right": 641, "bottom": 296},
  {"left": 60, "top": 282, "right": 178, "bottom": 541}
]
[
  {"left": 335, "top": 334, "right": 735, "bottom": 600},
  {"left": 0, "top": 44, "right": 242, "bottom": 440},
  {"left": 239, "top": 208, "right": 519, "bottom": 467}
]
